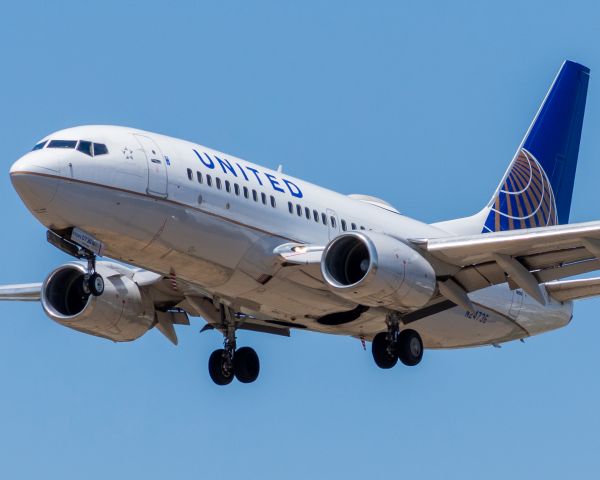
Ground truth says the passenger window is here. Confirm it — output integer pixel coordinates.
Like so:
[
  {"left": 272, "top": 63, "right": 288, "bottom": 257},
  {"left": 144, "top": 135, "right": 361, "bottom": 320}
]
[
  {"left": 77, "top": 140, "right": 93, "bottom": 156},
  {"left": 234, "top": 184, "right": 240, "bottom": 196},
  {"left": 243, "top": 186, "right": 249, "bottom": 198},
  {"left": 360, "top": 226, "right": 365, "bottom": 230},
  {"left": 187, "top": 168, "right": 193, "bottom": 180},
  {"left": 270, "top": 196, "right": 276, "bottom": 208},
  {"left": 216, "top": 178, "right": 222, "bottom": 189},
  {"left": 48, "top": 140, "right": 77, "bottom": 149},
  {"left": 261, "top": 192, "right": 267, "bottom": 205},
  {"left": 305, "top": 207, "right": 311, "bottom": 219},
  {"left": 207, "top": 175, "right": 212, "bottom": 187},
  {"left": 252, "top": 190, "right": 258, "bottom": 202},
  {"left": 288, "top": 202, "right": 293, "bottom": 214},
  {"left": 351, "top": 223, "right": 357, "bottom": 230},
  {"left": 32, "top": 140, "right": 47, "bottom": 151},
  {"left": 297, "top": 205, "right": 302, "bottom": 217},
  {"left": 331, "top": 217, "right": 337, "bottom": 228},
  {"left": 341, "top": 220, "right": 347, "bottom": 231},
  {"left": 225, "top": 180, "right": 231, "bottom": 193},
  {"left": 93, "top": 143, "right": 108, "bottom": 155},
  {"left": 313, "top": 210, "right": 319, "bottom": 222},
  {"left": 321, "top": 213, "right": 327, "bottom": 225},
  {"left": 197, "top": 171, "right": 203, "bottom": 183}
]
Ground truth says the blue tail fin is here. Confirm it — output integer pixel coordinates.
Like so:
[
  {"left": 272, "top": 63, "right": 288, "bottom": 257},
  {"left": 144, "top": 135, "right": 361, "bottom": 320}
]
[{"left": 482, "top": 60, "right": 590, "bottom": 233}]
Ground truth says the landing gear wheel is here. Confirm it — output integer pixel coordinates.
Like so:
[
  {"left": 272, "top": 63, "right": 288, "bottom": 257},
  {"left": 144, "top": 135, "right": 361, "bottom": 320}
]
[
  {"left": 88, "top": 273, "right": 104, "bottom": 297},
  {"left": 234, "top": 346, "right": 260, "bottom": 383},
  {"left": 208, "top": 349, "right": 234, "bottom": 386},
  {"left": 372, "top": 332, "right": 398, "bottom": 369},
  {"left": 397, "top": 329, "right": 423, "bottom": 366}
]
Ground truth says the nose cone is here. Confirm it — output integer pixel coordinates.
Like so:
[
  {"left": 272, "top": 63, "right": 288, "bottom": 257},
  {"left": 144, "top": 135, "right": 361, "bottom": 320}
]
[{"left": 10, "top": 151, "right": 61, "bottom": 213}]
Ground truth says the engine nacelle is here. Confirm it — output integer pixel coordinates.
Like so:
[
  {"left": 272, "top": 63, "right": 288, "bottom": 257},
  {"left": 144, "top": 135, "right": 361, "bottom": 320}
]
[
  {"left": 321, "top": 231, "right": 437, "bottom": 310},
  {"left": 41, "top": 262, "right": 156, "bottom": 342}
]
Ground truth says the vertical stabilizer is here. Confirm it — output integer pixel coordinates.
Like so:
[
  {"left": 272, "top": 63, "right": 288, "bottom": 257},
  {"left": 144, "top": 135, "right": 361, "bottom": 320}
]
[{"left": 482, "top": 60, "right": 589, "bottom": 232}]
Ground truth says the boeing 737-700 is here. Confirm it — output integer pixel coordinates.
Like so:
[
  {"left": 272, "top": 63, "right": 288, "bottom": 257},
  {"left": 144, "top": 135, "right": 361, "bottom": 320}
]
[{"left": 4, "top": 60, "right": 597, "bottom": 385}]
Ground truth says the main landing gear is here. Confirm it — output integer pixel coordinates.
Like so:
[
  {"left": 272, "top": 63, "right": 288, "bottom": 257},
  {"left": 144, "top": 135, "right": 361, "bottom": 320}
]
[
  {"left": 372, "top": 313, "right": 423, "bottom": 369},
  {"left": 208, "top": 305, "right": 260, "bottom": 386}
]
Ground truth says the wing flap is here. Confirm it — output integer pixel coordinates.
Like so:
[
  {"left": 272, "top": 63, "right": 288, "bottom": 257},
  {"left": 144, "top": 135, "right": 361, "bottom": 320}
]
[
  {"left": 414, "top": 221, "right": 600, "bottom": 302},
  {"left": 545, "top": 277, "right": 600, "bottom": 302}
]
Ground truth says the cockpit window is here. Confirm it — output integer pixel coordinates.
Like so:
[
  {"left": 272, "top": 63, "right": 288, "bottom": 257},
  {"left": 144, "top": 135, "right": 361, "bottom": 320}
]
[
  {"left": 48, "top": 140, "right": 77, "bottom": 149},
  {"left": 93, "top": 143, "right": 108, "bottom": 155},
  {"left": 77, "top": 140, "right": 93, "bottom": 156},
  {"left": 32, "top": 140, "right": 47, "bottom": 151}
]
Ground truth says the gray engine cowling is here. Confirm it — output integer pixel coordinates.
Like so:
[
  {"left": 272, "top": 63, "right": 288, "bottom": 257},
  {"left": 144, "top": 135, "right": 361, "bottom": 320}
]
[
  {"left": 321, "top": 231, "right": 437, "bottom": 310},
  {"left": 41, "top": 262, "right": 156, "bottom": 342}
]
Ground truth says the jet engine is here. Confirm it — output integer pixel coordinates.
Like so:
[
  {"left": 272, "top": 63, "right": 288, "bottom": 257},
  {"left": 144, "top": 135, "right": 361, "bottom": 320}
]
[
  {"left": 41, "top": 262, "right": 156, "bottom": 342},
  {"left": 321, "top": 231, "right": 437, "bottom": 311}
]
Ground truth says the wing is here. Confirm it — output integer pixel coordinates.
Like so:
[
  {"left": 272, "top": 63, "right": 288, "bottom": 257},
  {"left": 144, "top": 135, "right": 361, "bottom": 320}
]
[
  {"left": 413, "top": 220, "right": 600, "bottom": 304},
  {"left": 0, "top": 283, "right": 42, "bottom": 301}
]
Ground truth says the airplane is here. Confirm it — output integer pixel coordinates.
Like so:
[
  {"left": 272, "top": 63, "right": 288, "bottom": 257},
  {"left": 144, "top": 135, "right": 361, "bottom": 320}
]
[{"left": 4, "top": 60, "right": 598, "bottom": 386}]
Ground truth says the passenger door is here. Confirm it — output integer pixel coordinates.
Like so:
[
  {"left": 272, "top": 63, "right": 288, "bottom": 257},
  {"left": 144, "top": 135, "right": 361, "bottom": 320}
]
[{"left": 135, "top": 134, "right": 168, "bottom": 197}]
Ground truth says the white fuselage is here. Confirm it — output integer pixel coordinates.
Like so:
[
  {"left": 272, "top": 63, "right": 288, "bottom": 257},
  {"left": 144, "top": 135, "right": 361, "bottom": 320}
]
[{"left": 9, "top": 125, "right": 573, "bottom": 348}]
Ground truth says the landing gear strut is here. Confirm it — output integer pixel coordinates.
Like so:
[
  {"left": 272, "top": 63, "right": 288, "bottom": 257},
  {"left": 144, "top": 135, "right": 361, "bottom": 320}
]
[
  {"left": 81, "top": 255, "right": 104, "bottom": 297},
  {"left": 372, "top": 313, "right": 423, "bottom": 369},
  {"left": 46, "top": 229, "right": 105, "bottom": 297},
  {"left": 207, "top": 305, "right": 260, "bottom": 386}
]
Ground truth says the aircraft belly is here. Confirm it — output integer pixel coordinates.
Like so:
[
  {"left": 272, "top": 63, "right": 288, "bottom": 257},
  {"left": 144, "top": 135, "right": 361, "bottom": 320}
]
[
  {"left": 415, "top": 306, "right": 525, "bottom": 349},
  {"left": 240, "top": 277, "right": 356, "bottom": 319}
]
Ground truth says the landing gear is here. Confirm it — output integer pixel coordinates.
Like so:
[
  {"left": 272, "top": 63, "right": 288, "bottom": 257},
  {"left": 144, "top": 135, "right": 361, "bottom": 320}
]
[
  {"left": 397, "top": 329, "right": 423, "bottom": 366},
  {"left": 234, "top": 346, "right": 260, "bottom": 383},
  {"left": 371, "top": 313, "right": 424, "bottom": 369},
  {"left": 208, "top": 349, "right": 234, "bottom": 385},
  {"left": 372, "top": 332, "right": 398, "bottom": 369},
  {"left": 46, "top": 229, "right": 105, "bottom": 297},
  {"left": 207, "top": 304, "right": 260, "bottom": 386},
  {"left": 81, "top": 256, "right": 104, "bottom": 297}
]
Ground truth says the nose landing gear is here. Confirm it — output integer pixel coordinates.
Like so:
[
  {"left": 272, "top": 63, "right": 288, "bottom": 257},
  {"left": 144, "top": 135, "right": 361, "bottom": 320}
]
[
  {"left": 82, "top": 257, "right": 104, "bottom": 297},
  {"left": 371, "top": 313, "right": 423, "bottom": 369},
  {"left": 47, "top": 229, "right": 105, "bottom": 297},
  {"left": 207, "top": 304, "right": 260, "bottom": 386}
]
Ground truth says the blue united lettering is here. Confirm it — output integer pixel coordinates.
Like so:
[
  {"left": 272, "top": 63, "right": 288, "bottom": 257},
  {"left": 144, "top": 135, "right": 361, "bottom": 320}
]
[{"left": 193, "top": 149, "right": 303, "bottom": 198}]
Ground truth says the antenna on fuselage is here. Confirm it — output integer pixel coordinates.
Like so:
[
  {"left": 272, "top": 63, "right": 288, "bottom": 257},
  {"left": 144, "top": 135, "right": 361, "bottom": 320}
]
[{"left": 277, "top": 165, "right": 283, "bottom": 173}]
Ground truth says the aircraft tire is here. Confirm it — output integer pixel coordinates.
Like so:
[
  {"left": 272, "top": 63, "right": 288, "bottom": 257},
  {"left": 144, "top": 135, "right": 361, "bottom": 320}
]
[
  {"left": 88, "top": 273, "right": 104, "bottom": 296},
  {"left": 397, "top": 329, "right": 423, "bottom": 367},
  {"left": 208, "top": 349, "right": 234, "bottom": 385},
  {"left": 372, "top": 332, "right": 398, "bottom": 369},
  {"left": 234, "top": 346, "right": 260, "bottom": 383}
]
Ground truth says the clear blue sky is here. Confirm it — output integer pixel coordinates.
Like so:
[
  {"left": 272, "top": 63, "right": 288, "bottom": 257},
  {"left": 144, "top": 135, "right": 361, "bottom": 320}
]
[{"left": 1, "top": 1, "right": 599, "bottom": 478}]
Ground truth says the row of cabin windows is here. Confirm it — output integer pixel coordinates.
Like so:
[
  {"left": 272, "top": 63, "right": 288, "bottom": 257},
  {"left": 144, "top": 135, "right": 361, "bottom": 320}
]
[
  {"left": 187, "top": 168, "right": 276, "bottom": 208},
  {"left": 286, "top": 201, "right": 366, "bottom": 231}
]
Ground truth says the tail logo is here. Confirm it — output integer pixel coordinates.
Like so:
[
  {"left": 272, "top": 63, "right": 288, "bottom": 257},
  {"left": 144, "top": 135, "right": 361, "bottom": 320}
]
[{"left": 483, "top": 148, "right": 558, "bottom": 232}]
